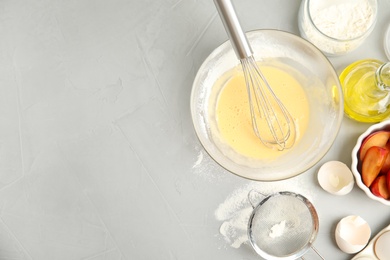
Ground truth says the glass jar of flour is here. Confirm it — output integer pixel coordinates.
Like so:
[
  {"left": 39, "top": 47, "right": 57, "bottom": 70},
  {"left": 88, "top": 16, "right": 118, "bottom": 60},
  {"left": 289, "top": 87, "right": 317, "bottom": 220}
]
[{"left": 298, "top": 0, "right": 377, "bottom": 56}]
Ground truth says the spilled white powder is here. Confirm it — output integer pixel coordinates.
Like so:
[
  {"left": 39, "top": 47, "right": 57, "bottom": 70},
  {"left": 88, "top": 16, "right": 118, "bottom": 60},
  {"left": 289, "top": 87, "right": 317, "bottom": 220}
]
[
  {"left": 190, "top": 149, "right": 227, "bottom": 183},
  {"left": 192, "top": 151, "right": 204, "bottom": 169},
  {"left": 215, "top": 180, "right": 315, "bottom": 248},
  {"left": 300, "top": 0, "right": 375, "bottom": 54},
  {"left": 269, "top": 220, "right": 286, "bottom": 238}
]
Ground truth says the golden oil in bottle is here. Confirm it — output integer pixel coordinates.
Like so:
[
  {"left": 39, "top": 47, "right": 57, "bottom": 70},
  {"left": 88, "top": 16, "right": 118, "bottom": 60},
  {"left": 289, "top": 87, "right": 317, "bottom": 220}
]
[{"left": 339, "top": 59, "right": 390, "bottom": 123}]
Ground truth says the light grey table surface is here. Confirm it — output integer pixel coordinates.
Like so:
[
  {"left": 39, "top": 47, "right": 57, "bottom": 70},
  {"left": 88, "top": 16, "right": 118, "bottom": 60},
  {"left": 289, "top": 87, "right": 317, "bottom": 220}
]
[{"left": 1, "top": 0, "right": 390, "bottom": 259}]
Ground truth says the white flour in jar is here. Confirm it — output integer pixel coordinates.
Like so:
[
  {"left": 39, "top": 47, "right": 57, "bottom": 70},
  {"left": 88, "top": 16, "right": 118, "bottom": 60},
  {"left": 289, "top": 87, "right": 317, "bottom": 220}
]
[
  {"left": 300, "top": 0, "right": 376, "bottom": 54},
  {"left": 312, "top": 1, "right": 374, "bottom": 39}
]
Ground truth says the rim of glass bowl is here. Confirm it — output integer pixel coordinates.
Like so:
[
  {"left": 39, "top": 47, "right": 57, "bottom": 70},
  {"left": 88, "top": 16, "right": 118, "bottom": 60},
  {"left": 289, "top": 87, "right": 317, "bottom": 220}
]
[
  {"left": 385, "top": 23, "right": 390, "bottom": 61},
  {"left": 190, "top": 29, "right": 343, "bottom": 181},
  {"left": 305, "top": 0, "right": 378, "bottom": 42}
]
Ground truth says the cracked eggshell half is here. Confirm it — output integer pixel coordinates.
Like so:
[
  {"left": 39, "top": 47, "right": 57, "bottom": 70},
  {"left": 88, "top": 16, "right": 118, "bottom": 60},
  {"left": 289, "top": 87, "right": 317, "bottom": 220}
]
[
  {"left": 335, "top": 215, "right": 371, "bottom": 254},
  {"left": 318, "top": 161, "right": 354, "bottom": 195}
]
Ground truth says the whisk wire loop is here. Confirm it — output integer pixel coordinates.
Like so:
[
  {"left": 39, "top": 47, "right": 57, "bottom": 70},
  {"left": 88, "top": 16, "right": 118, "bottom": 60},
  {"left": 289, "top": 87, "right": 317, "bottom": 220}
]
[{"left": 241, "top": 56, "right": 296, "bottom": 150}]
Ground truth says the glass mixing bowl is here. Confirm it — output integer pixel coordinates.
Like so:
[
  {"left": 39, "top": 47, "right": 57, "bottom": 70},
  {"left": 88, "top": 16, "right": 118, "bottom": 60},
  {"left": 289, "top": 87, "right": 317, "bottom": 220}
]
[{"left": 190, "top": 29, "right": 343, "bottom": 181}]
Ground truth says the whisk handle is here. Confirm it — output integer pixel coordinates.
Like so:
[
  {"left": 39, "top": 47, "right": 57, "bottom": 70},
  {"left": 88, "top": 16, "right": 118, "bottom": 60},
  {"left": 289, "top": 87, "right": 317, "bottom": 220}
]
[{"left": 214, "top": 0, "right": 253, "bottom": 59}]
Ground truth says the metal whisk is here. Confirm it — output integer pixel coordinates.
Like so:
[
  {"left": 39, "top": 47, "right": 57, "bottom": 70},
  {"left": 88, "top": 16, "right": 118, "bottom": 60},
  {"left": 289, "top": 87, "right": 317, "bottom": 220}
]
[{"left": 214, "top": 0, "right": 296, "bottom": 150}]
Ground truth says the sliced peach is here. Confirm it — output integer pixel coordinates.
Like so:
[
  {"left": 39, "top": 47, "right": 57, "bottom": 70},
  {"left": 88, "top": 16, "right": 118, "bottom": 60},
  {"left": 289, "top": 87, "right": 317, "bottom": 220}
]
[
  {"left": 370, "top": 175, "right": 390, "bottom": 199},
  {"left": 362, "top": 146, "right": 389, "bottom": 187},
  {"left": 359, "top": 131, "right": 390, "bottom": 161},
  {"left": 381, "top": 142, "right": 390, "bottom": 174},
  {"left": 387, "top": 171, "right": 390, "bottom": 195}
]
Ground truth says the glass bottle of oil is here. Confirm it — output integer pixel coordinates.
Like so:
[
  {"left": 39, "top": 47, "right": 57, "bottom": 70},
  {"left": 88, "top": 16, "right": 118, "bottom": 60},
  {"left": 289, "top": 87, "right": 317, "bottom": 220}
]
[{"left": 339, "top": 59, "right": 390, "bottom": 123}]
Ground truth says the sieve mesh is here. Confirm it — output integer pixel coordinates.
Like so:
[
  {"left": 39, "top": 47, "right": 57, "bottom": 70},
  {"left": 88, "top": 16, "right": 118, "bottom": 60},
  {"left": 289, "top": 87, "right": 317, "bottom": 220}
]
[{"left": 248, "top": 192, "right": 319, "bottom": 259}]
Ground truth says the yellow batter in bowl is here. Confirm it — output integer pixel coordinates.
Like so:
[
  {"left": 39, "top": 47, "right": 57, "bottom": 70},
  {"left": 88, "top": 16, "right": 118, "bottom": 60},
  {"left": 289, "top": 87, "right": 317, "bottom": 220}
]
[{"left": 213, "top": 63, "right": 310, "bottom": 160}]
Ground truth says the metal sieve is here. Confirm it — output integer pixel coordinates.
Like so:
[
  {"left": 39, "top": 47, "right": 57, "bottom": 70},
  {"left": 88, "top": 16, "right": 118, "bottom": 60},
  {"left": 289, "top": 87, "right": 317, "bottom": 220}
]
[{"left": 247, "top": 191, "right": 323, "bottom": 260}]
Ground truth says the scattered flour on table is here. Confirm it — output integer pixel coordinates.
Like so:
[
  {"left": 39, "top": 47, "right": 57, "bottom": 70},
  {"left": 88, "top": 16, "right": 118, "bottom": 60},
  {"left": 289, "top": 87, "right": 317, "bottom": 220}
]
[
  {"left": 215, "top": 179, "right": 316, "bottom": 248},
  {"left": 190, "top": 149, "right": 227, "bottom": 183},
  {"left": 192, "top": 151, "right": 204, "bottom": 168}
]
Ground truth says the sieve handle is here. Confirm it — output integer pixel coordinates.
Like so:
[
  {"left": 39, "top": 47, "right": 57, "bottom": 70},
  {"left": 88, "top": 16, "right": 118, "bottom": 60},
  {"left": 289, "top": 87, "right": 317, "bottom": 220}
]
[
  {"left": 247, "top": 189, "right": 266, "bottom": 209},
  {"left": 302, "top": 246, "right": 325, "bottom": 260},
  {"left": 213, "top": 0, "right": 253, "bottom": 60}
]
